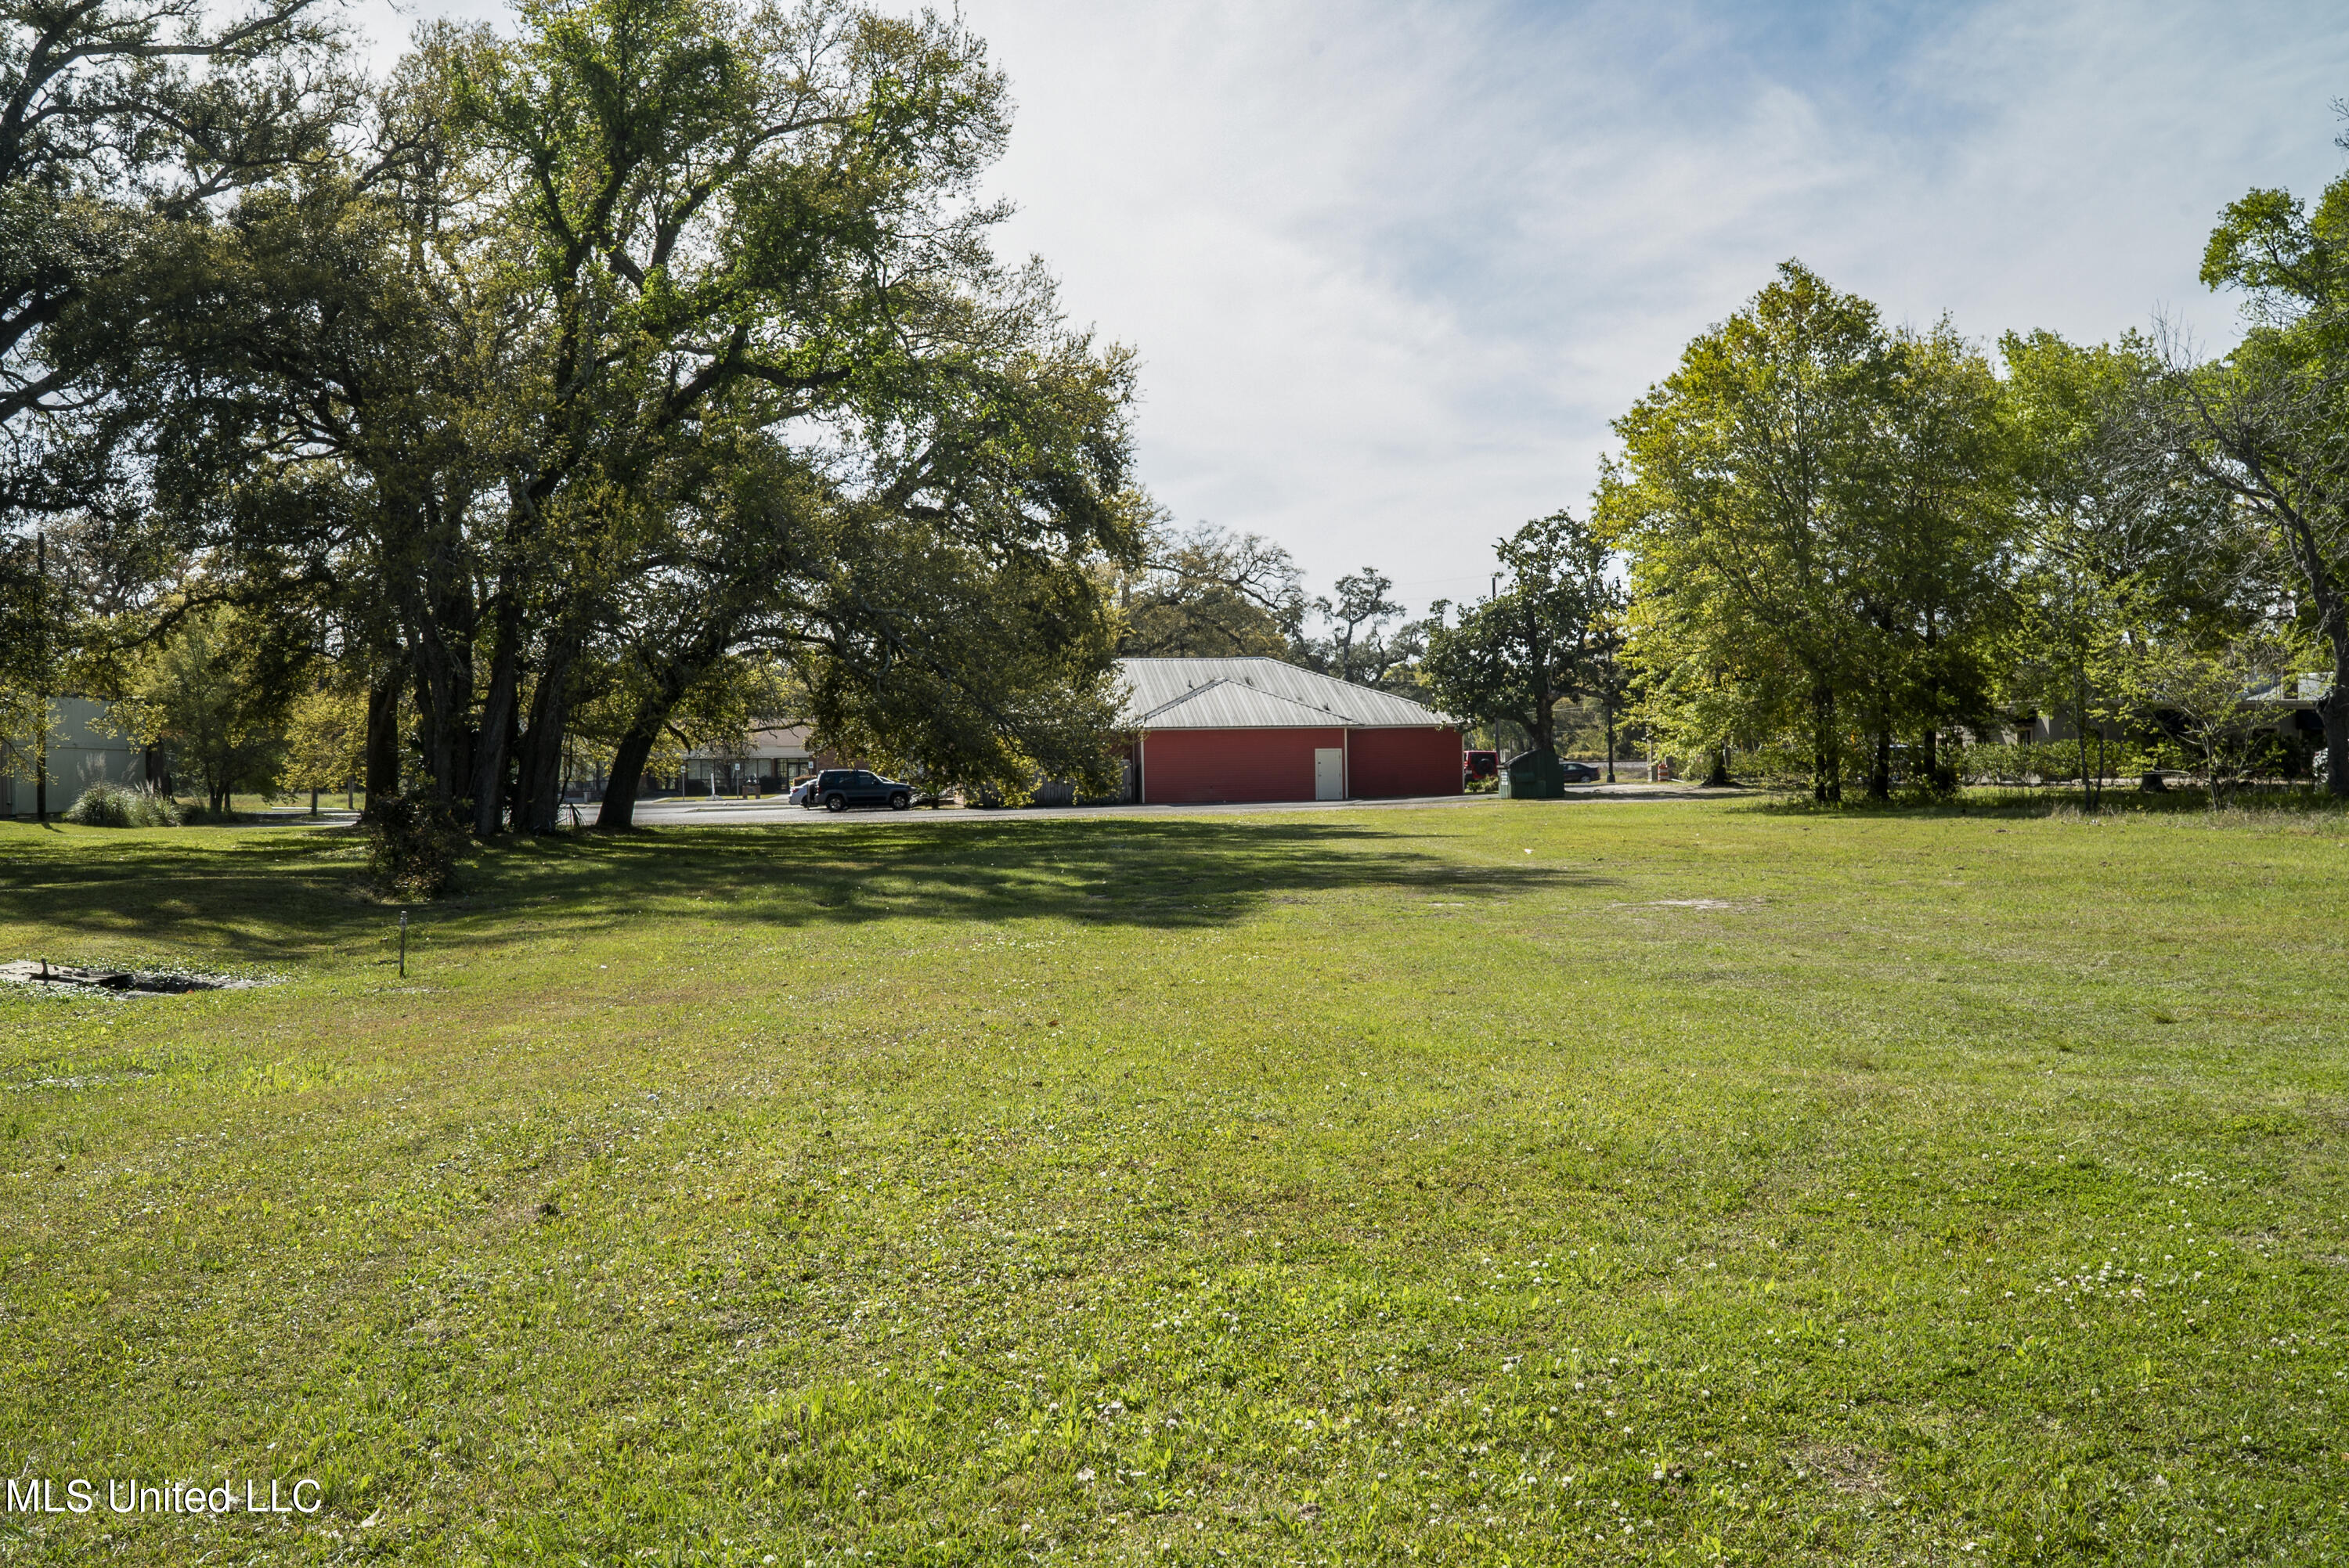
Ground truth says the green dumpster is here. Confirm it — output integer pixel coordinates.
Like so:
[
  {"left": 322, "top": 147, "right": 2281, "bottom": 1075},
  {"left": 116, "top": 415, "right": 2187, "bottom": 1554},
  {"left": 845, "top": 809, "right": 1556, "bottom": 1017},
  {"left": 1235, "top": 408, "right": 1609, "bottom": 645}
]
[{"left": 1498, "top": 748, "right": 1566, "bottom": 799}]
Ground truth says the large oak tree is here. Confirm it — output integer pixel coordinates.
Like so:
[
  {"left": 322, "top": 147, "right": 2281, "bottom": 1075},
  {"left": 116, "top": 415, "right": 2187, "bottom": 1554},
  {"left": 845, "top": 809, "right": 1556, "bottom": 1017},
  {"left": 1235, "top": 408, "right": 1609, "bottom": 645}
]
[{"left": 89, "top": 0, "right": 1143, "bottom": 838}]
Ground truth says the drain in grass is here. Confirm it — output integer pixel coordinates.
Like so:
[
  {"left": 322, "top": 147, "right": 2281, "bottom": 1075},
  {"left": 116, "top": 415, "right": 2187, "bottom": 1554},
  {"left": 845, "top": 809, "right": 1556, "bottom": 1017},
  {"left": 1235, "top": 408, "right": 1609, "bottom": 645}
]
[{"left": 0, "top": 959, "right": 269, "bottom": 994}]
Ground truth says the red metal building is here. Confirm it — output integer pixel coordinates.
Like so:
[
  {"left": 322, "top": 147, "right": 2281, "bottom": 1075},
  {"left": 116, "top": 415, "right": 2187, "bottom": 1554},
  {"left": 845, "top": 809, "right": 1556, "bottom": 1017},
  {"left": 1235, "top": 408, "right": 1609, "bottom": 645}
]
[{"left": 1120, "top": 658, "right": 1462, "bottom": 805}]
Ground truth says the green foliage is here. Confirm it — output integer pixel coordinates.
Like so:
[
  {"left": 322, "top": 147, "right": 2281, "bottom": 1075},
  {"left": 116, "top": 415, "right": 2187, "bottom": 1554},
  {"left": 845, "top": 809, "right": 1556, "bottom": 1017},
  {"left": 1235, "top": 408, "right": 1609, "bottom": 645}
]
[
  {"left": 1595, "top": 257, "right": 2326, "bottom": 811},
  {"left": 0, "top": 0, "right": 344, "bottom": 464},
  {"left": 1997, "top": 330, "right": 2154, "bottom": 800},
  {"left": 280, "top": 679, "right": 368, "bottom": 803},
  {"left": 1113, "top": 520, "right": 1304, "bottom": 659},
  {"left": 60, "top": 780, "right": 180, "bottom": 827},
  {"left": 2127, "top": 629, "right": 2316, "bottom": 806},
  {"left": 1600, "top": 261, "right": 1892, "bottom": 800},
  {"left": 1956, "top": 739, "right": 2156, "bottom": 787},
  {"left": 0, "top": 538, "right": 49, "bottom": 752},
  {"left": 1600, "top": 263, "right": 2011, "bottom": 802},
  {"left": 87, "top": 0, "right": 1144, "bottom": 838},
  {"left": 2176, "top": 164, "right": 2349, "bottom": 795},
  {"left": 1996, "top": 329, "right": 2261, "bottom": 806},
  {"left": 794, "top": 496, "right": 1133, "bottom": 798},
  {"left": 1423, "top": 509, "right": 1618, "bottom": 756},
  {"left": 1858, "top": 320, "right": 2013, "bottom": 790},
  {"left": 117, "top": 607, "right": 298, "bottom": 813}
]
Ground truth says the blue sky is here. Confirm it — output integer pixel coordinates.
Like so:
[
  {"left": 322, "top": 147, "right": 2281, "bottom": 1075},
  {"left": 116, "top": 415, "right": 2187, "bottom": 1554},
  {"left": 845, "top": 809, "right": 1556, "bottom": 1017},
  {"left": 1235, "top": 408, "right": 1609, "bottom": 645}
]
[{"left": 355, "top": 0, "right": 2349, "bottom": 614}]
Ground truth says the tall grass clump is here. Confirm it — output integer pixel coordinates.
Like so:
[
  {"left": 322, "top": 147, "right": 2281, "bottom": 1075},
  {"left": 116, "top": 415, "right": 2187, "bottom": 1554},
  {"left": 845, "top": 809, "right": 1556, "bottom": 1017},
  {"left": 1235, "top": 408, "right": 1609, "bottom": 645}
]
[{"left": 61, "top": 780, "right": 182, "bottom": 827}]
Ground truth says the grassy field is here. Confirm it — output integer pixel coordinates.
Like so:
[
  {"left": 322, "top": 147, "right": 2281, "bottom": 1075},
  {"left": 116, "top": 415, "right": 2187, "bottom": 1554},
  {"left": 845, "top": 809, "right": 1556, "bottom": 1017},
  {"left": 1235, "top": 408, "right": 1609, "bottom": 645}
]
[{"left": 1, "top": 799, "right": 2345, "bottom": 1566}]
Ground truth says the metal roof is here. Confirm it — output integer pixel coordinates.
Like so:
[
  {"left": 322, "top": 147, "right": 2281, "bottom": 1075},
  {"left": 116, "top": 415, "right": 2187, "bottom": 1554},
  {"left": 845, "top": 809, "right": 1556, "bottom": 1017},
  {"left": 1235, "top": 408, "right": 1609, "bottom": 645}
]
[
  {"left": 684, "top": 723, "right": 814, "bottom": 761},
  {"left": 1129, "top": 679, "right": 1356, "bottom": 730},
  {"left": 1117, "top": 657, "right": 1455, "bottom": 730}
]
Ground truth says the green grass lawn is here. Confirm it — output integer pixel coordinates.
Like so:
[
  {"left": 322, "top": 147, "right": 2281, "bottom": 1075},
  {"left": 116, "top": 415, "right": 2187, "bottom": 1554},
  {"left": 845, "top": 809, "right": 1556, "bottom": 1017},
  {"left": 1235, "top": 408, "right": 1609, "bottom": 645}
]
[{"left": 1, "top": 801, "right": 2345, "bottom": 1565}]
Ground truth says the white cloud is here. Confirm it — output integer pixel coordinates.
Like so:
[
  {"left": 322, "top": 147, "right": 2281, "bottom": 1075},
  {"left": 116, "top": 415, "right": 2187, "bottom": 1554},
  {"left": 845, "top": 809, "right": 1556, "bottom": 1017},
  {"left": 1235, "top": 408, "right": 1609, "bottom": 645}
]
[{"left": 348, "top": 0, "right": 2349, "bottom": 611}]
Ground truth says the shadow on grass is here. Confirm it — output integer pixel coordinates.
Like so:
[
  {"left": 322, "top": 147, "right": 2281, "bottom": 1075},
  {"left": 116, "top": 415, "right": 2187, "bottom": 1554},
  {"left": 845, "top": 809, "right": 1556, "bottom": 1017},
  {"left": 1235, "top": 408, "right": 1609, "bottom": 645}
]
[
  {"left": 0, "top": 815, "right": 1611, "bottom": 963},
  {"left": 1735, "top": 785, "right": 2349, "bottom": 820}
]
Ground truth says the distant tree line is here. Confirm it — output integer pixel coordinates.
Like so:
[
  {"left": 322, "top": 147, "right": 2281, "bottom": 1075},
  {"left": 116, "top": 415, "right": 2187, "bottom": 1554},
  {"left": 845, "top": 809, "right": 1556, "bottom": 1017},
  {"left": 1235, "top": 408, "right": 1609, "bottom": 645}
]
[
  {"left": 1589, "top": 236, "right": 2345, "bottom": 802},
  {"left": 1411, "top": 161, "right": 2349, "bottom": 803},
  {"left": 1107, "top": 517, "right": 1452, "bottom": 694}
]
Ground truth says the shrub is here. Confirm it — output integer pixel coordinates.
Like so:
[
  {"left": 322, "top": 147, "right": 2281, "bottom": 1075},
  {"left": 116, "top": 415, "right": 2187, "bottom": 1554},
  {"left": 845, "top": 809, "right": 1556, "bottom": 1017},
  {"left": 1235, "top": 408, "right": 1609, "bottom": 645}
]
[
  {"left": 1957, "top": 740, "right": 2152, "bottom": 788},
  {"left": 62, "top": 780, "right": 182, "bottom": 827},
  {"left": 365, "top": 792, "right": 467, "bottom": 900}
]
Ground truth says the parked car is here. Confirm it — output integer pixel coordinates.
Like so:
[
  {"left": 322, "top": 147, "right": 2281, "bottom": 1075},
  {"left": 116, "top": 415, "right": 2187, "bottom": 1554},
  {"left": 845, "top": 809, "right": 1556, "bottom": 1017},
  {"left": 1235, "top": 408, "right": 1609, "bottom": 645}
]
[
  {"left": 784, "top": 777, "right": 818, "bottom": 806},
  {"left": 1463, "top": 749, "right": 1499, "bottom": 783},
  {"left": 1559, "top": 760, "right": 1603, "bottom": 784},
  {"left": 803, "top": 767, "right": 913, "bottom": 812}
]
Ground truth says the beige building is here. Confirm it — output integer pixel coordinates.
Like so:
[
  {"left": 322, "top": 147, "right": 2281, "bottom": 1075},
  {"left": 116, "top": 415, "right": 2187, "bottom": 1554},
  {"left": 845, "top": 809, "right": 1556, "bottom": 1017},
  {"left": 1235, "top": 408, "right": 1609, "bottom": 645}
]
[
  {"left": 2, "top": 697, "right": 161, "bottom": 817},
  {"left": 677, "top": 724, "right": 822, "bottom": 795}
]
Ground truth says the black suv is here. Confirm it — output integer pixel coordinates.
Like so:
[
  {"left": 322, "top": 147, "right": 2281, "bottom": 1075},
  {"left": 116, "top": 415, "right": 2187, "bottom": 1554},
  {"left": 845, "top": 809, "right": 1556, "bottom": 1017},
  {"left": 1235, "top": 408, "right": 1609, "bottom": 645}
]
[{"left": 804, "top": 768, "right": 914, "bottom": 812}]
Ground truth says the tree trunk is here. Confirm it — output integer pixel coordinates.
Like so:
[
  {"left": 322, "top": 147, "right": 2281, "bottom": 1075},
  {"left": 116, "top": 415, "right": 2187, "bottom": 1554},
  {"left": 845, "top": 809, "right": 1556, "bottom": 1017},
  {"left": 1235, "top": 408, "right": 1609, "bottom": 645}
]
[
  {"left": 32, "top": 530, "right": 47, "bottom": 824},
  {"left": 597, "top": 700, "right": 673, "bottom": 831},
  {"left": 503, "top": 694, "right": 525, "bottom": 830},
  {"left": 1868, "top": 723, "right": 1892, "bottom": 801},
  {"left": 2086, "top": 666, "right": 2105, "bottom": 807},
  {"left": 2325, "top": 651, "right": 2348, "bottom": 799},
  {"left": 592, "top": 622, "right": 741, "bottom": 829},
  {"left": 1811, "top": 683, "right": 1841, "bottom": 802},
  {"left": 514, "top": 639, "right": 580, "bottom": 833},
  {"left": 1918, "top": 612, "right": 1943, "bottom": 798},
  {"left": 470, "top": 598, "right": 521, "bottom": 836},
  {"left": 1603, "top": 703, "right": 1616, "bottom": 784},
  {"left": 363, "top": 674, "right": 403, "bottom": 820},
  {"left": 409, "top": 626, "right": 472, "bottom": 813},
  {"left": 389, "top": 486, "right": 480, "bottom": 815}
]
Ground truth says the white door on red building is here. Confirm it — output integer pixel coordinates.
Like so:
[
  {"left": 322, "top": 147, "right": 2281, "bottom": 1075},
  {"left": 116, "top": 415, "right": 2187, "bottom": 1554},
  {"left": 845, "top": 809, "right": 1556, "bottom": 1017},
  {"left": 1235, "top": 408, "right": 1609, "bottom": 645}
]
[{"left": 1313, "top": 747, "right": 1344, "bottom": 801}]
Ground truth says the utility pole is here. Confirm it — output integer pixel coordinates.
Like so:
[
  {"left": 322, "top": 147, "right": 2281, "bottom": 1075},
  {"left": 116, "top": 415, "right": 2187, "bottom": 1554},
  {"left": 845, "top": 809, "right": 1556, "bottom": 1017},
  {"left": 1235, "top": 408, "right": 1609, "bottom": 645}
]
[{"left": 1488, "top": 572, "right": 1503, "bottom": 752}]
